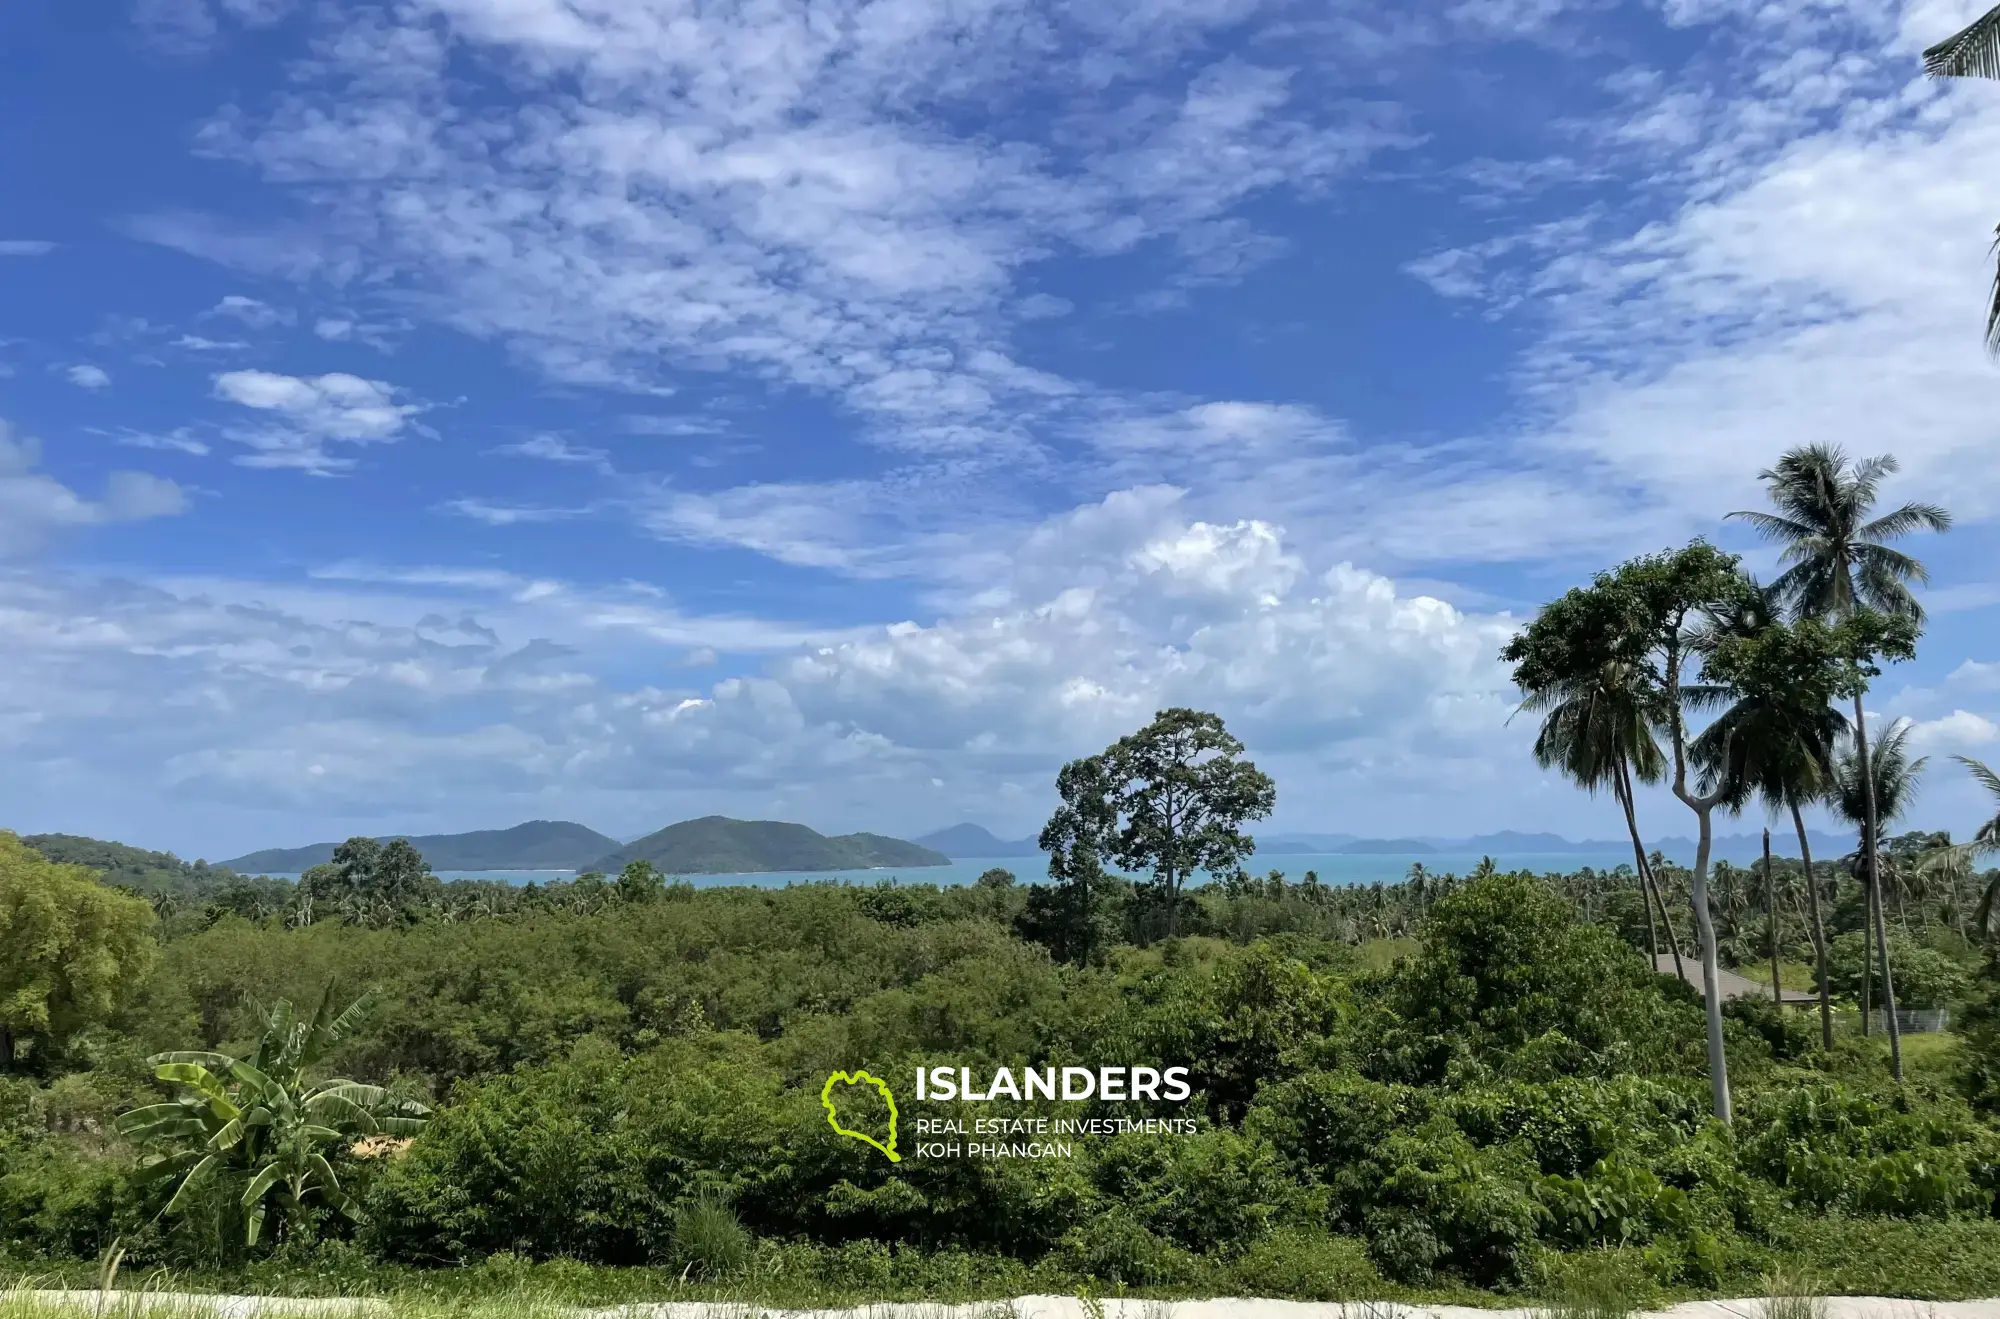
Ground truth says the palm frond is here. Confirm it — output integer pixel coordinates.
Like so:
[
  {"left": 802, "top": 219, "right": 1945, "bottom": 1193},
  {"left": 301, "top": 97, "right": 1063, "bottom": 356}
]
[
  {"left": 1859, "top": 501, "right": 1954, "bottom": 541},
  {"left": 1956, "top": 753, "right": 2000, "bottom": 799},
  {"left": 1726, "top": 509, "right": 1819, "bottom": 545},
  {"left": 1926, "top": 3, "right": 2000, "bottom": 78},
  {"left": 1987, "top": 226, "right": 2000, "bottom": 356}
]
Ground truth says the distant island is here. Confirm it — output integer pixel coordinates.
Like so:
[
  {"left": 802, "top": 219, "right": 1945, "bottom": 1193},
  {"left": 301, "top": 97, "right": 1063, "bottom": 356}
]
[
  {"left": 912, "top": 823, "right": 1042, "bottom": 857},
  {"left": 587, "top": 816, "right": 949, "bottom": 875},
  {"left": 1337, "top": 838, "right": 1438, "bottom": 855},
  {"left": 218, "top": 815, "right": 1864, "bottom": 878},
  {"left": 915, "top": 821, "right": 1858, "bottom": 863},
  {"left": 223, "top": 820, "right": 622, "bottom": 874}
]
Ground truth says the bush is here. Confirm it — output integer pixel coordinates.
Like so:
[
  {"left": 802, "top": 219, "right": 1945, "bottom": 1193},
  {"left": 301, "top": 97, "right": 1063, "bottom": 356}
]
[
  {"left": 1228, "top": 1228, "right": 1382, "bottom": 1299},
  {"left": 670, "top": 1192, "right": 753, "bottom": 1278}
]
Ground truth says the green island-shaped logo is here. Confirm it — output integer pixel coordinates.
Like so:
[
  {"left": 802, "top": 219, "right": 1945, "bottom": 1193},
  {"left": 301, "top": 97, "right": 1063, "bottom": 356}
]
[{"left": 821, "top": 1069, "right": 901, "bottom": 1162}]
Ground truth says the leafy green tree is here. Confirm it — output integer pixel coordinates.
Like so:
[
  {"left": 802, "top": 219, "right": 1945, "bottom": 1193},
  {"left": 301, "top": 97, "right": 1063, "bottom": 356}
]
[
  {"left": 1378, "top": 870, "right": 1697, "bottom": 1086},
  {"left": 974, "top": 867, "right": 1017, "bottom": 889},
  {"left": 1730, "top": 445, "right": 1949, "bottom": 1079},
  {"left": 1049, "top": 708, "right": 1276, "bottom": 939},
  {"left": 1026, "top": 756, "right": 1122, "bottom": 965},
  {"left": 616, "top": 859, "right": 667, "bottom": 904},
  {"left": 300, "top": 837, "right": 441, "bottom": 927},
  {"left": 0, "top": 832, "right": 157, "bottom": 1071},
  {"left": 115, "top": 990, "right": 429, "bottom": 1247}
]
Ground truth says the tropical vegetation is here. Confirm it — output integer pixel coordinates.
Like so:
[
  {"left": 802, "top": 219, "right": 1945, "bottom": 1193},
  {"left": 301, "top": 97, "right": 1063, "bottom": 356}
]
[{"left": 1, "top": 445, "right": 1998, "bottom": 1303}]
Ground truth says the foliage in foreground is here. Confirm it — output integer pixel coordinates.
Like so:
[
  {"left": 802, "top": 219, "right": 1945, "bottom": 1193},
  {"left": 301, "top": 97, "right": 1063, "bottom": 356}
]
[{"left": 2, "top": 859, "right": 1998, "bottom": 1300}]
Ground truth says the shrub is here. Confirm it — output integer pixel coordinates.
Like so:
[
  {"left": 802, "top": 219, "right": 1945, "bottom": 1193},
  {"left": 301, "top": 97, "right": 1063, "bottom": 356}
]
[
  {"left": 669, "top": 1191, "right": 753, "bottom": 1278},
  {"left": 1228, "top": 1228, "right": 1382, "bottom": 1299}
]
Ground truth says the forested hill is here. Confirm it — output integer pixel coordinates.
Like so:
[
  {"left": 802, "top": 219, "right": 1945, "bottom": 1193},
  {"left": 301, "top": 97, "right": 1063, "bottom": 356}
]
[
  {"left": 21, "top": 833, "right": 243, "bottom": 898},
  {"left": 222, "top": 819, "right": 621, "bottom": 873},
  {"left": 588, "top": 815, "right": 950, "bottom": 874}
]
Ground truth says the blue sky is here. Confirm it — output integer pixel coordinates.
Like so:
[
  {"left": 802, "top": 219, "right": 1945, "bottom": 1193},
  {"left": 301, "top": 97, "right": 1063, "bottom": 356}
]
[{"left": 4, "top": 0, "right": 1999, "bottom": 860}]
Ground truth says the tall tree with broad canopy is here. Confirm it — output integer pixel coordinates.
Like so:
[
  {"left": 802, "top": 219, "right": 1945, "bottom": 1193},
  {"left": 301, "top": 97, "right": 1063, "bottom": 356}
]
[
  {"left": 1042, "top": 708, "right": 1276, "bottom": 941},
  {"left": 0, "top": 831, "right": 157, "bottom": 1071},
  {"left": 1026, "top": 753, "right": 1122, "bottom": 966}
]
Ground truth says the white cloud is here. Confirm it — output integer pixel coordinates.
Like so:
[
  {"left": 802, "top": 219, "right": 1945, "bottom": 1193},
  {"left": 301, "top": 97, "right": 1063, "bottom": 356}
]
[
  {"left": 166, "top": 0, "right": 1416, "bottom": 474},
  {"left": 0, "top": 494, "right": 1536, "bottom": 848},
  {"left": 621, "top": 415, "right": 731, "bottom": 438},
  {"left": 1907, "top": 709, "right": 2000, "bottom": 753},
  {"left": 67, "top": 364, "right": 111, "bottom": 390},
  {"left": 0, "top": 421, "right": 188, "bottom": 555},
  {"left": 0, "top": 240, "right": 54, "bottom": 257},
  {"left": 207, "top": 295, "right": 294, "bottom": 328},
  {"left": 212, "top": 369, "right": 424, "bottom": 472},
  {"left": 1949, "top": 659, "right": 2000, "bottom": 692},
  {"left": 172, "top": 334, "right": 249, "bottom": 351},
  {"left": 101, "top": 427, "right": 212, "bottom": 456},
  {"left": 1401, "top": 2, "right": 2000, "bottom": 536},
  {"left": 491, "top": 434, "right": 613, "bottom": 473},
  {"left": 436, "top": 497, "right": 591, "bottom": 525}
]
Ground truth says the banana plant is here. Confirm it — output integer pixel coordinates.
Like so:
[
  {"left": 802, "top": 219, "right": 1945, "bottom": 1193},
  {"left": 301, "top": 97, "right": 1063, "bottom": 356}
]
[{"left": 115, "top": 989, "right": 429, "bottom": 1246}]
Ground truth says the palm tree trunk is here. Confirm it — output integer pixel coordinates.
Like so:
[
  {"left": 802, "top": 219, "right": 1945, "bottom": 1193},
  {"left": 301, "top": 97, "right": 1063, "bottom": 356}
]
[
  {"left": 1792, "top": 801, "right": 1834, "bottom": 1050},
  {"left": 1616, "top": 756, "right": 1681, "bottom": 980},
  {"left": 1853, "top": 690, "right": 1904, "bottom": 1080},
  {"left": 1765, "top": 829, "right": 1784, "bottom": 1005},
  {"left": 1691, "top": 810, "right": 1733, "bottom": 1124}
]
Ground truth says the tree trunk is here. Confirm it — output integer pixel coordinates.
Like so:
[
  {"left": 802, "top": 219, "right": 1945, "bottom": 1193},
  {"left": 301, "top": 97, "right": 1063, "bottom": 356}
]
[
  {"left": 1853, "top": 690, "right": 1904, "bottom": 1081},
  {"left": 1765, "top": 828, "right": 1783, "bottom": 1006},
  {"left": 1616, "top": 757, "right": 1674, "bottom": 978},
  {"left": 1793, "top": 800, "right": 1834, "bottom": 1051},
  {"left": 1691, "top": 807, "right": 1733, "bottom": 1124},
  {"left": 1164, "top": 861, "right": 1178, "bottom": 940},
  {"left": 0, "top": 1023, "right": 12, "bottom": 1071}
]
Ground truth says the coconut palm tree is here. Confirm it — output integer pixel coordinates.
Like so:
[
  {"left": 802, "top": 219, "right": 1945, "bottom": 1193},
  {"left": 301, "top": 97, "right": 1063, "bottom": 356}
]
[
  {"left": 1923, "top": 756, "right": 2000, "bottom": 942},
  {"left": 1923, "top": 6, "right": 2000, "bottom": 351},
  {"left": 1517, "top": 658, "right": 1688, "bottom": 980},
  {"left": 1693, "top": 579, "right": 1849, "bottom": 1047},
  {"left": 1830, "top": 721, "right": 1927, "bottom": 1065},
  {"left": 1730, "top": 445, "right": 1950, "bottom": 1079}
]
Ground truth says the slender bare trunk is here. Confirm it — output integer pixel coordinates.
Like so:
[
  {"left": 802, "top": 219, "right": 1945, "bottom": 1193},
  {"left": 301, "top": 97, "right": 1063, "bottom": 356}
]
[
  {"left": 1765, "top": 829, "right": 1784, "bottom": 1005},
  {"left": 1616, "top": 756, "right": 1679, "bottom": 978},
  {"left": 1691, "top": 809, "right": 1733, "bottom": 1123},
  {"left": 1853, "top": 691, "right": 1903, "bottom": 1080},
  {"left": 1792, "top": 801, "right": 1834, "bottom": 1050}
]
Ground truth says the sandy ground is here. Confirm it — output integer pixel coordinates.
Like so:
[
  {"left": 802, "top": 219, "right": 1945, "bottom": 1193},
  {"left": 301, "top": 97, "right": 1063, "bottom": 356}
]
[{"left": 15, "top": 1295, "right": 2000, "bottom": 1319}]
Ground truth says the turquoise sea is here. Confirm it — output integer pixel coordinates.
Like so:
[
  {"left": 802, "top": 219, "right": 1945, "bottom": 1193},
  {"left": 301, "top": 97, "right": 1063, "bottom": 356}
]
[{"left": 258, "top": 847, "right": 1741, "bottom": 888}]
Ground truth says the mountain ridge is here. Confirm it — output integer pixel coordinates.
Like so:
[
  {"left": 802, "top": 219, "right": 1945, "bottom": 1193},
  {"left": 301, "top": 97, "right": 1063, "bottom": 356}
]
[
  {"left": 223, "top": 820, "right": 622, "bottom": 874},
  {"left": 590, "top": 816, "right": 949, "bottom": 875}
]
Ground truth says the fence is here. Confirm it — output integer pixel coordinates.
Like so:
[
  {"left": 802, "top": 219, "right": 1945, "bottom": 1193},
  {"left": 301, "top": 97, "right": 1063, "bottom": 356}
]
[{"left": 1866, "top": 1007, "right": 1950, "bottom": 1034}]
